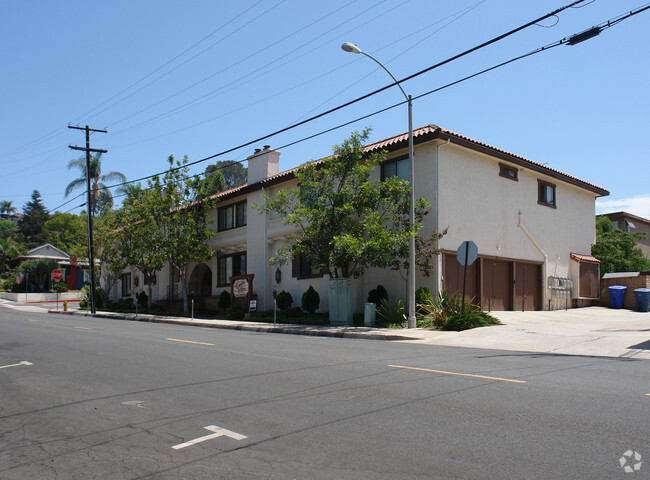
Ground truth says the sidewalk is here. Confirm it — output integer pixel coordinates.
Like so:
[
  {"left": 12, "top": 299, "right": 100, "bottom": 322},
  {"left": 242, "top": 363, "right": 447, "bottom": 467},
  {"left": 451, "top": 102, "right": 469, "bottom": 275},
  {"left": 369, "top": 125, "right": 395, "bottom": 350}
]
[{"left": 41, "top": 304, "right": 650, "bottom": 360}]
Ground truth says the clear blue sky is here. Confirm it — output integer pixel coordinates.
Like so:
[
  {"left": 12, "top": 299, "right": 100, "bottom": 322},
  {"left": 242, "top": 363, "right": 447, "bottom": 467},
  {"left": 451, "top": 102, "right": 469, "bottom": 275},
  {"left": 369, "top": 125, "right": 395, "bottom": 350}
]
[{"left": 1, "top": 0, "right": 649, "bottom": 218}]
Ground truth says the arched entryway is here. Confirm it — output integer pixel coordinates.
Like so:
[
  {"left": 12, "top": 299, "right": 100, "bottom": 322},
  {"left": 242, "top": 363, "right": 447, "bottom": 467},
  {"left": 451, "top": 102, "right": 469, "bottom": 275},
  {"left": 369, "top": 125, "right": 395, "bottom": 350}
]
[{"left": 188, "top": 263, "right": 212, "bottom": 297}]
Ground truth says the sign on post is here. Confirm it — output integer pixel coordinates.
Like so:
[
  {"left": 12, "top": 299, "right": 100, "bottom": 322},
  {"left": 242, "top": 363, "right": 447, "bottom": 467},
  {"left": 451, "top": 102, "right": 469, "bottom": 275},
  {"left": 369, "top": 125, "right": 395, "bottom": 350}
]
[
  {"left": 457, "top": 241, "right": 478, "bottom": 266},
  {"left": 51, "top": 269, "right": 63, "bottom": 282},
  {"left": 456, "top": 241, "right": 478, "bottom": 313}
]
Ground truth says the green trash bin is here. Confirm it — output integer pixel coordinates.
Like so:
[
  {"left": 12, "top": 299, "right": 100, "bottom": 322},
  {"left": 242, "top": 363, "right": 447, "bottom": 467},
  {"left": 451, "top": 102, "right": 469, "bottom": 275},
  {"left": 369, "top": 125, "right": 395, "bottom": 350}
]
[{"left": 634, "top": 288, "right": 650, "bottom": 312}]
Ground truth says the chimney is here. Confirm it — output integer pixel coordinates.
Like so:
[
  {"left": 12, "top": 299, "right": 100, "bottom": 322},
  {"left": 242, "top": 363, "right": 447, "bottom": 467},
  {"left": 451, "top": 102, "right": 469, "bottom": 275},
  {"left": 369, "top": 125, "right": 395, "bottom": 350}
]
[{"left": 247, "top": 146, "right": 280, "bottom": 184}]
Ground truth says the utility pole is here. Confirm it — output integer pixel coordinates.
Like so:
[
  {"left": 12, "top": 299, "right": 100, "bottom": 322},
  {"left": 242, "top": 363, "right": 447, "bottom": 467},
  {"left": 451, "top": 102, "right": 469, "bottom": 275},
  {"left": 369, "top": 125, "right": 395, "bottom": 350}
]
[{"left": 69, "top": 125, "right": 107, "bottom": 315}]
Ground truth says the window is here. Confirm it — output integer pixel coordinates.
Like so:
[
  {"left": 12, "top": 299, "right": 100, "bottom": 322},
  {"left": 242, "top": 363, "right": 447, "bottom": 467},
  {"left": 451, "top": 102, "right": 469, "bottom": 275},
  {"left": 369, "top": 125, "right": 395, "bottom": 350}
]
[
  {"left": 538, "top": 180, "right": 556, "bottom": 208},
  {"left": 121, "top": 273, "right": 131, "bottom": 297},
  {"left": 292, "top": 254, "right": 323, "bottom": 279},
  {"left": 217, "top": 252, "right": 247, "bottom": 286},
  {"left": 217, "top": 201, "right": 246, "bottom": 231},
  {"left": 381, "top": 156, "right": 410, "bottom": 182},
  {"left": 499, "top": 163, "right": 518, "bottom": 181}
]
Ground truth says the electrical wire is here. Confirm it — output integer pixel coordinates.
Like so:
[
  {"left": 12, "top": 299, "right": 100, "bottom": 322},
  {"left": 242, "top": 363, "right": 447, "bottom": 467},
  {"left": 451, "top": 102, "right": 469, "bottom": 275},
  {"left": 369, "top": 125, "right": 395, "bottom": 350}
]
[{"left": 60, "top": 1, "right": 649, "bottom": 213}]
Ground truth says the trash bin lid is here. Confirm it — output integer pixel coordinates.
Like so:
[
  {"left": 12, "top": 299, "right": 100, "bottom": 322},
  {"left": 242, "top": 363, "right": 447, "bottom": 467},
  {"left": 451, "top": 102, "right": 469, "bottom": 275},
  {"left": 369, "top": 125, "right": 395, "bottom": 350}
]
[
  {"left": 634, "top": 288, "right": 650, "bottom": 293},
  {"left": 608, "top": 285, "right": 628, "bottom": 290}
]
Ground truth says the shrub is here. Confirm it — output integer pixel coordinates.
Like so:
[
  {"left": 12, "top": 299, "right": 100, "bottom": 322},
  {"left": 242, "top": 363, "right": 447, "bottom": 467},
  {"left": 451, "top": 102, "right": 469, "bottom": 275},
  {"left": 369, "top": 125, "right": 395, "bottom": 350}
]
[
  {"left": 441, "top": 311, "right": 500, "bottom": 331},
  {"left": 418, "top": 289, "right": 479, "bottom": 328},
  {"left": 276, "top": 290, "right": 293, "bottom": 310},
  {"left": 283, "top": 306, "right": 304, "bottom": 318},
  {"left": 136, "top": 291, "right": 148, "bottom": 308},
  {"left": 367, "top": 285, "right": 388, "bottom": 305},
  {"left": 218, "top": 290, "right": 231, "bottom": 310},
  {"left": 376, "top": 297, "right": 407, "bottom": 327},
  {"left": 415, "top": 286, "right": 433, "bottom": 317},
  {"left": 301, "top": 286, "right": 320, "bottom": 313},
  {"left": 227, "top": 304, "right": 246, "bottom": 320},
  {"left": 52, "top": 283, "right": 68, "bottom": 293}
]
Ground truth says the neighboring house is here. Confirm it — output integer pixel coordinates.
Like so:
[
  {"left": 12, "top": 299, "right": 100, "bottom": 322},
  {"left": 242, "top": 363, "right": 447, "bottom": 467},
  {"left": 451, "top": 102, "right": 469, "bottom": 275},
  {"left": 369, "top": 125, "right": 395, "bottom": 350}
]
[
  {"left": 109, "top": 124, "right": 609, "bottom": 312},
  {"left": 16, "top": 244, "right": 92, "bottom": 290},
  {"left": 0, "top": 212, "right": 22, "bottom": 223},
  {"left": 598, "top": 211, "right": 650, "bottom": 260}
]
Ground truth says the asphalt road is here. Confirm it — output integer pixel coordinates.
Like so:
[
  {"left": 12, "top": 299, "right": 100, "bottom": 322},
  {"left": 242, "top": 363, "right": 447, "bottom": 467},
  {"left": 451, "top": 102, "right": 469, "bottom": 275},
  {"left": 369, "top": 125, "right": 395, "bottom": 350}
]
[{"left": 1, "top": 304, "right": 648, "bottom": 479}]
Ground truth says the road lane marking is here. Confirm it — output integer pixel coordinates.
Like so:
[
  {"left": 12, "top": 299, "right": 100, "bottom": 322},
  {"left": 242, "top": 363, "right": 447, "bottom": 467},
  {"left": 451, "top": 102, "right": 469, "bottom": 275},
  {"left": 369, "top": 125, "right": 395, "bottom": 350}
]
[
  {"left": 388, "top": 365, "right": 526, "bottom": 384},
  {"left": 74, "top": 326, "right": 91, "bottom": 330},
  {"left": 0, "top": 361, "right": 33, "bottom": 370},
  {"left": 172, "top": 425, "right": 247, "bottom": 450},
  {"left": 167, "top": 338, "right": 215, "bottom": 346}
]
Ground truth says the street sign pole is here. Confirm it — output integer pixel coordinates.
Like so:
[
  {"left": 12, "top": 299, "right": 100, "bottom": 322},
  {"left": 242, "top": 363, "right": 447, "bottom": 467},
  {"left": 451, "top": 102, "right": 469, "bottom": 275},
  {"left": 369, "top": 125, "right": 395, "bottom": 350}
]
[{"left": 461, "top": 241, "right": 469, "bottom": 314}]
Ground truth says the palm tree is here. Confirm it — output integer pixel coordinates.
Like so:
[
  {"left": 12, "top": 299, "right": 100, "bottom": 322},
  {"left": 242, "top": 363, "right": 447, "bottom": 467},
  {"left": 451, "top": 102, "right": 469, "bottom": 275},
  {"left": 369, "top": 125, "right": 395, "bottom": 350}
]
[
  {"left": 0, "top": 200, "right": 17, "bottom": 217},
  {"left": 65, "top": 153, "right": 127, "bottom": 214}
]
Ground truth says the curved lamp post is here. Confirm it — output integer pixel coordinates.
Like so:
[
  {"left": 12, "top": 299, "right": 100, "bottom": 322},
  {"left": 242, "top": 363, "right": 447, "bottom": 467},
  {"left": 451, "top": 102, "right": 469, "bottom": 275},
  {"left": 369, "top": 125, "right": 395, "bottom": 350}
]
[{"left": 341, "top": 42, "right": 416, "bottom": 329}]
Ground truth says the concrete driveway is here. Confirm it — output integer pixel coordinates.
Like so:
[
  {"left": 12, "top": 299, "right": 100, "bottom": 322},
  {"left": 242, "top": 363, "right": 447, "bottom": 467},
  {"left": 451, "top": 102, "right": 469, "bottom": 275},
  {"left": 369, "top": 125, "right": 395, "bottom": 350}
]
[{"left": 402, "top": 306, "right": 650, "bottom": 359}]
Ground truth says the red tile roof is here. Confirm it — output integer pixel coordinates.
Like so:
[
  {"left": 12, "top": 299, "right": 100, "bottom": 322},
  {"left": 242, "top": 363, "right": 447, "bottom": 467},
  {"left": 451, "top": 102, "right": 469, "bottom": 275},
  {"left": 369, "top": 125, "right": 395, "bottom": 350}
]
[
  {"left": 571, "top": 253, "right": 601, "bottom": 263},
  {"left": 210, "top": 123, "right": 609, "bottom": 200}
]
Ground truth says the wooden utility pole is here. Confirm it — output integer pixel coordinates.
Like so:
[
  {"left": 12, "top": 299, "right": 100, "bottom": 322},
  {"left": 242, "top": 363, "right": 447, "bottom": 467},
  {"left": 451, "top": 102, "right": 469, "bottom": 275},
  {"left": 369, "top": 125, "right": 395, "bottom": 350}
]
[{"left": 69, "top": 125, "right": 107, "bottom": 315}]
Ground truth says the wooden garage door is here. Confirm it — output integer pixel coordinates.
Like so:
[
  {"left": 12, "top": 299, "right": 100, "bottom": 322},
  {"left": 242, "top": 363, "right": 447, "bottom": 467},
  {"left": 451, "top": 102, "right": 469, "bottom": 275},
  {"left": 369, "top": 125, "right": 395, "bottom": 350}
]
[
  {"left": 482, "top": 259, "right": 513, "bottom": 311},
  {"left": 514, "top": 262, "right": 541, "bottom": 311},
  {"left": 443, "top": 252, "right": 480, "bottom": 303}
]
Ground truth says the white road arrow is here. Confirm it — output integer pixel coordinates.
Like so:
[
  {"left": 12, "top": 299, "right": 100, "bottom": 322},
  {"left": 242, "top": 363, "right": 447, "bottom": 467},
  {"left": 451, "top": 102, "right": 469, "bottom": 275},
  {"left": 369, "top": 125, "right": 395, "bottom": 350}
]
[
  {"left": 172, "top": 425, "right": 247, "bottom": 450},
  {"left": 0, "top": 361, "right": 33, "bottom": 369}
]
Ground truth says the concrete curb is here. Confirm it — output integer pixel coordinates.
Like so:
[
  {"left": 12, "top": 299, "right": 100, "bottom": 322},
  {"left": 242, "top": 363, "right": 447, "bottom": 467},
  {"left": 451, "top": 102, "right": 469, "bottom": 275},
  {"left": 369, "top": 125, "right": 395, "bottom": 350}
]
[{"left": 47, "top": 309, "right": 422, "bottom": 341}]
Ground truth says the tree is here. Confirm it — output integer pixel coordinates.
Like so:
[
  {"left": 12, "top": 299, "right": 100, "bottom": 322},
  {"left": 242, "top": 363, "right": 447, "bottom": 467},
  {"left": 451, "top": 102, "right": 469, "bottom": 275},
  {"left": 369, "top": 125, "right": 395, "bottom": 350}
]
[
  {"left": 65, "top": 153, "right": 127, "bottom": 214},
  {"left": 18, "top": 190, "right": 49, "bottom": 247},
  {"left": 0, "top": 200, "right": 17, "bottom": 216},
  {"left": 93, "top": 209, "right": 123, "bottom": 308},
  {"left": 202, "top": 164, "right": 227, "bottom": 196},
  {"left": 384, "top": 202, "right": 447, "bottom": 299},
  {"left": 18, "top": 258, "right": 59, "bottom": 291},
  {"left": 0, "top": 238, "right": 23, "bottom": 274},
  {"left": 592, "top": 216, "right": 650, "bottom": 273},
  {"left": 258, "top": 129, "right": 428, "bottom": 280},
  {"left": 44, "top": 213, "right": 88, "bottom": 255},
  {"left": 109, "top": 155, "right": 216, "bottom": 311},
  {"left": 0, "top": 219, "right": 18, "bottom": 241},
  {"left": 207, "top": 161, "right": 247, "bottom": 190}
]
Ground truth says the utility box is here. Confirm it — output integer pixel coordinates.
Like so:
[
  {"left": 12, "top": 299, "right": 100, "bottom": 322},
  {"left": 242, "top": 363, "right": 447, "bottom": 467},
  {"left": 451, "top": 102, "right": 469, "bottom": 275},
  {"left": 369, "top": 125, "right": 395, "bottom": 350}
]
[
  {"left": 364, "top": 303, "right": 376, "bottom": 327},
  {"left": 328, "top": 278, "right": 353, "bottom": 326}
]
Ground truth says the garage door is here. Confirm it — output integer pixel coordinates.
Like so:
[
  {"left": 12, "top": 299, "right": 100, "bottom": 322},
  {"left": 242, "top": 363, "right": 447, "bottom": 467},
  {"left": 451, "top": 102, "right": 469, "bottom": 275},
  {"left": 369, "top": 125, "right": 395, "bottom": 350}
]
[
  {"left": 443, "top": 252, "right": 480, "bottom": 304},
  {"left": 514, "top": 262, "right": 541, "bottom": 311},
  {"left": 482, "top": 259, "right": 512, "bottom": 311}
]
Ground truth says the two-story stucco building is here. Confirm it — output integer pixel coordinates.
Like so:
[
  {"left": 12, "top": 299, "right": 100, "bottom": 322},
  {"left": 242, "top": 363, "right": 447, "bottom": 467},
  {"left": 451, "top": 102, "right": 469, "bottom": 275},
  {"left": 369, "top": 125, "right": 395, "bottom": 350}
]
[{"left": 110, "top": 124, "right": 608, "bottom": 313}]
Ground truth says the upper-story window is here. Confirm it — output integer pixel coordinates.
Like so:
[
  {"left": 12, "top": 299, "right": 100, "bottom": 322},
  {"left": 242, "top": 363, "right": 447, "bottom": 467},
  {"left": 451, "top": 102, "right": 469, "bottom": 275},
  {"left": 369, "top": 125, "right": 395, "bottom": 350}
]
[
  {"left": 499, "top": 163, "right": 518, "bottom": 181},
  {"left": 217, "top": 201, "right": 246, "bottom": 231},
  {"left": 381, "top": 156, "right": 410, "bottom": 182},
  {"left": 538, "top": 180, "right": 556, "bottom": 208}
]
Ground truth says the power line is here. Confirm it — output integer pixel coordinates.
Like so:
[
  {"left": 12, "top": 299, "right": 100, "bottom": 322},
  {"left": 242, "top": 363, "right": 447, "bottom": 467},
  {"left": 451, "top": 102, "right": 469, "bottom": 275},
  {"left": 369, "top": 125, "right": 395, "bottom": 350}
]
[
  {"left": 66, "top": 1, "right": 649, "bottom": 209},
  {"left": 92, "top": 0, "right": 595, "bottom": 194}
]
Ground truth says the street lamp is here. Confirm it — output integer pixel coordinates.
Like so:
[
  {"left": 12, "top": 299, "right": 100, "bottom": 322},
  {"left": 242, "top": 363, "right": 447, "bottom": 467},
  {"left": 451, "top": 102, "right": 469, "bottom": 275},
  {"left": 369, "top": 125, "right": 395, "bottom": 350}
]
[{"left": 341, "top": 42, "right": 416, "bottom": 329}]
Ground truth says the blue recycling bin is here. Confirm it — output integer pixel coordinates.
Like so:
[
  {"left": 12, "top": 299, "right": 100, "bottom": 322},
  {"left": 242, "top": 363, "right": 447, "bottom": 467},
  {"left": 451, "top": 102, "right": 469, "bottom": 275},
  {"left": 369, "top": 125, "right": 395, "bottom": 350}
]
[
  {"left": 634, "top": 288, "right": 650, "bottom": 312},
  {"left": 608, "top": 285, "right": 627, "bottom": 309}
]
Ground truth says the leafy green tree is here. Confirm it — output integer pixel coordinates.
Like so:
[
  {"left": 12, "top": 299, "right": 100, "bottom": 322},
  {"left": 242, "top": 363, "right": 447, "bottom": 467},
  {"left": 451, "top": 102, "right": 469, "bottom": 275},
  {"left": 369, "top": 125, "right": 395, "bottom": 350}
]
[
  {"left": 202, "top": 164, "right": 227, "bottom": 196},
  {"left": 109, "top": 155, "right": 216, "bottom": 311},
  {"left": 0, "top": 200, "right": 17, "bottom": 216},
  {"left": 18, "top": 190, "right": 49, "bottom": 247},
  {"left": 18, "top": 258, "right": 59, "bottom": 291},
  {"left": 258, "top": 129, "right": 428, "bottom": 279},
  {"left": 0, "top": 219, "right": 19, "bottom": 241},
  {"left": 65, "top": 153, "right": 127, "bottom": 214},
  {"left": 592, "top": 216, "right": 650, "bottom": 273},
  {"left": 208, "top": 161, "right": 247, "bottom": 190},
  {"left": 93, "top": 210, "right": 124, "bottom": 308},
  {"left": 44, "top": 213, "right": 88, "bottom": 255},
  {"left": 0, "top": 238, "right": 24, "bottom": 274}
]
